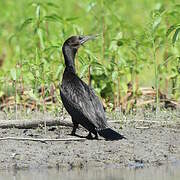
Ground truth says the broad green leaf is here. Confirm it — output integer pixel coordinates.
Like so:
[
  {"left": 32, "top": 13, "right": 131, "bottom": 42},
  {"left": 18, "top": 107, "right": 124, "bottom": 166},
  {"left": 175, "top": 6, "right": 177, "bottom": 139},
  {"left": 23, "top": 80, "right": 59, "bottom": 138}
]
[
  {"left": 109, "top": 41, "right": 118, "bottom": 51},
  {"left": 174, "top": 4, "right": 180, "bottom": 9},
  {"left": 166, "top": 25, "right": 177, "bottom": 37},
  {"left": 37, "top": 29, "right": 45, "bottom": 49},
  {"left": 101, "top": 83, "right": 107, "bottom": 90},
  {"left": 155, "top": 3, "right": 162, "bottom": 10},
  {"left": 91, "top": 61, "right": 103, "bottom": 69},
  {"left": 65, "top": 17, "right": 79, "bottom": 21},
  {"left": 46, "top": 2, "right": 59, "bottom": 8},
  {"left": 44, "top": 14, "right": 63, "bottom": 23},
  {"left": 112, "top": 71, "right": 118, "bottom": 81},
  {"left": 126, "top": 74, "right": 131, "bottom": 82},
  {"left": 94, "top": 87, "right": 101, "bottom": 94},
  {"left": 10, "top": 68, "right": 16, "bottom": 81},
  {"left": 8, "top": 34, "right": 16, "bottom": 45},
  {"left": 20, "top": 18, "right": 33, "bottom": 30},
  {"left": 36, "top": 5, "right": 40, "bottom": 20},
  {"left": 115, "top": 32, "right": 123, "bottom": 39},
  {"left": 153, "top": 17, "right": 161, "bottom": 31},
  {"left": 80, "top": 64, "right": 89, "bottom": 78},
  {"left": 117, "top": 40, "right": 123, "bottom": 46},
  {"left": 87, "top": 2, "right": 96, "bottom": 12},
  {"left": 28, "top": 90, "right": 39, "bottom": 101},
  {"left": 35, "top": 70, "right": 40, "bottom": 78}
]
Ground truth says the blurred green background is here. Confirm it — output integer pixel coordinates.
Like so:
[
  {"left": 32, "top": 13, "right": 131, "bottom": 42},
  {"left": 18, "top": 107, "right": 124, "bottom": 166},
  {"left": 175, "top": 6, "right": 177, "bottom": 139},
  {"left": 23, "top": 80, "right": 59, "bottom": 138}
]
[{"left": 0, "top": 0, "right": 180, "bottom": 112}]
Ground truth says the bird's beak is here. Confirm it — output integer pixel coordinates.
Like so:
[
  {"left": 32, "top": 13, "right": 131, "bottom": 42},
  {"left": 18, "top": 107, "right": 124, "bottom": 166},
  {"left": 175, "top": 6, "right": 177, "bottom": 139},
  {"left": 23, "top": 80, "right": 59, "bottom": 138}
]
[{"left": 79, "top": 35, "right": 99, "bottom": 45}]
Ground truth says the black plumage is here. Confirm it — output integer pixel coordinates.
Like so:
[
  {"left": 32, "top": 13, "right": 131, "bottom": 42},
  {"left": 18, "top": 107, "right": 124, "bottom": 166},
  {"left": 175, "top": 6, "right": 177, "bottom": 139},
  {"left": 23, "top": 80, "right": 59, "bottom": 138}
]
[{"left": 60, "top": 35, "right": 125, "bottom": 140}]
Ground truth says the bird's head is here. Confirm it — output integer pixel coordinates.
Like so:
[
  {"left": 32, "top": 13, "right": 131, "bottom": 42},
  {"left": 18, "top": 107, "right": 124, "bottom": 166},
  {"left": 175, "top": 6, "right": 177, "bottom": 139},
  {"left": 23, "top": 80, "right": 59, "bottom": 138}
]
[
  {"left": 63, "top": 35, "right": 97, "bottom": 50},
  {"left": 62, "top": 35, "right": 98, "bottom": 71}
]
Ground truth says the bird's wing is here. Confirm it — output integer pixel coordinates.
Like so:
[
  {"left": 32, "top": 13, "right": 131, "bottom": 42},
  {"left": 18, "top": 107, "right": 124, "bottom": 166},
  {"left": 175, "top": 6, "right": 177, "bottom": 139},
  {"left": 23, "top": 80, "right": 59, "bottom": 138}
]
[{"left": 61, "top": 75, "right": 108, "bottom": 129}]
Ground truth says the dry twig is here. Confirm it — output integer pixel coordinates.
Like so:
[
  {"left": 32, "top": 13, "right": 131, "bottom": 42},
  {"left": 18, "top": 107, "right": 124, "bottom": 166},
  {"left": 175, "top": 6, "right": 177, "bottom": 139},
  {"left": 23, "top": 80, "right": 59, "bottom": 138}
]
[
  {"left": 0, "top": 118, "right": 73, "bottom": 129},
  {"left": 0, "top": 136, "right": 85, "bottom": 142}
]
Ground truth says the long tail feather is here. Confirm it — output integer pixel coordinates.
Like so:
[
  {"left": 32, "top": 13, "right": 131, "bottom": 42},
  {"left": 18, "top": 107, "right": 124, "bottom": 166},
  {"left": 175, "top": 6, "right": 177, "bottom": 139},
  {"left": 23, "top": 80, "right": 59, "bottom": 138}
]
[{"left": 97, "top": 128, "right": 126, "bottom": 140}]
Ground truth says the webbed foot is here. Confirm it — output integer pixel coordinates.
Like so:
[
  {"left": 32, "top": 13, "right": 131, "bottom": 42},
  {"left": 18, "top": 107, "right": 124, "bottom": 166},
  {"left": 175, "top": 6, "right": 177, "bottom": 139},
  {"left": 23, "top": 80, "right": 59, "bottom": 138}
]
[{"left": 86, "top": 132, "right": 94, "bottom": 139}]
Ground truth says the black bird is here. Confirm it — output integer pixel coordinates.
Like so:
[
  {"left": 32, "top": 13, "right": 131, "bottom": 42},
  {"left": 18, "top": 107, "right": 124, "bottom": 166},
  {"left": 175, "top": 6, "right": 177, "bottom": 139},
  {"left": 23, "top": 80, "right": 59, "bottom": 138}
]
[{"left": 60, "top": 35, "right": 125, "bottom": 140}]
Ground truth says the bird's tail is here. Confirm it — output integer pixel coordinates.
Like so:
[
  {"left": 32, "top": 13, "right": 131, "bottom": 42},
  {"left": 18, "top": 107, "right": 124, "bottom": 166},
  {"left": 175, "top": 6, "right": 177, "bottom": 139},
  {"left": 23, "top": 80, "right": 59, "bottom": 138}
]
[{"left": 97, "top": 128, "right": 126, "bottom": 140}]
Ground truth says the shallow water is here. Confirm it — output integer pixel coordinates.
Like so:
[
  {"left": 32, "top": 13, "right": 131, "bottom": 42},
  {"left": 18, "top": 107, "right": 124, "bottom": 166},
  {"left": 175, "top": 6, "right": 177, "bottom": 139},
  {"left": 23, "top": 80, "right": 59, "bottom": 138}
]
[{"left": 0, "top": 163, "right": 180, "bottom": 180}]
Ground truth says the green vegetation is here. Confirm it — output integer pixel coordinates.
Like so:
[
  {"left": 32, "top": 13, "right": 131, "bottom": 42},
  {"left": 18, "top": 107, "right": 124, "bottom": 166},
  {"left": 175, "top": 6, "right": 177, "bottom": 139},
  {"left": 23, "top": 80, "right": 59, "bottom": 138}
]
[{"left": 0, "top": 0, "right": 180, "bottom": 114}]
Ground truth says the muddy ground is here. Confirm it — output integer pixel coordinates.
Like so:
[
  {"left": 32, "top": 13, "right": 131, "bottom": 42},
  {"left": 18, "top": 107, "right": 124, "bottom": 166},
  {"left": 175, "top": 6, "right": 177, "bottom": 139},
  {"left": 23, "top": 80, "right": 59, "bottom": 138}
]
[{"left": 0, "top": 110, "right": 180, "bottom": 170}]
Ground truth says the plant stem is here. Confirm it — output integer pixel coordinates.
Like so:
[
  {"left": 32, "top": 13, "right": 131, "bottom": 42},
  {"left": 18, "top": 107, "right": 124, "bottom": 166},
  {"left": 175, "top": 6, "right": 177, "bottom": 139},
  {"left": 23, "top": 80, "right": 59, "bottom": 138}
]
[
  {"left": 117, "top": 76, "right": 120, "bottom": 106},
  {"left": 88, "top": 65, "right": 91, "bottom": 86},
  {"left": 152, "top": 39, "right": 159, "bottom": 114},
  {"left": 15, "top": 80, "right": 17, "bottom": 120},
  {"left": 101, "top": 0, "right": 105, "bottom": 62}
]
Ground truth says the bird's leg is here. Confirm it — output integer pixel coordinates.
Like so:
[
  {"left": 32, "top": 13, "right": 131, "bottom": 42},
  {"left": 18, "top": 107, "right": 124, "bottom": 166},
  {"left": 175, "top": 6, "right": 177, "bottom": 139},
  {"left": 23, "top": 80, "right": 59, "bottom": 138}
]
[
  {"left": 94, "top": 131, "right": 98, "bottom": 140},
  {"left": 71, "top": 122, "right": 78, "bottom": 136}
]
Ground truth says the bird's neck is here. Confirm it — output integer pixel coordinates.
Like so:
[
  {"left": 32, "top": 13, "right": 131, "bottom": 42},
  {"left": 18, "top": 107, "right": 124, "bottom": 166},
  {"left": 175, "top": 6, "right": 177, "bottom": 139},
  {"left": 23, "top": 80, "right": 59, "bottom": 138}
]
[{"left": 62, "top": 45, "right": 77, "bottom": 73}]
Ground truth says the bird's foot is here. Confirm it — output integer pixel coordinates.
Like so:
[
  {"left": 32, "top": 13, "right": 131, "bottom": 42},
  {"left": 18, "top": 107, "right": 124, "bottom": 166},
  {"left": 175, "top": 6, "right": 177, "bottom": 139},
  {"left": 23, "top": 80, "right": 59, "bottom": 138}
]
[
  {"left": 86, "top": 132, "right": 94, "bottom": 140},
  {"left": 86, "top": 132, "right": 99, "bottom": 140},
  {"left": 69, "top": 132, "right": 85, "bottom": 138},
  {"left": 94, "top": 134, "right": 99, "bottom": 140}
]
